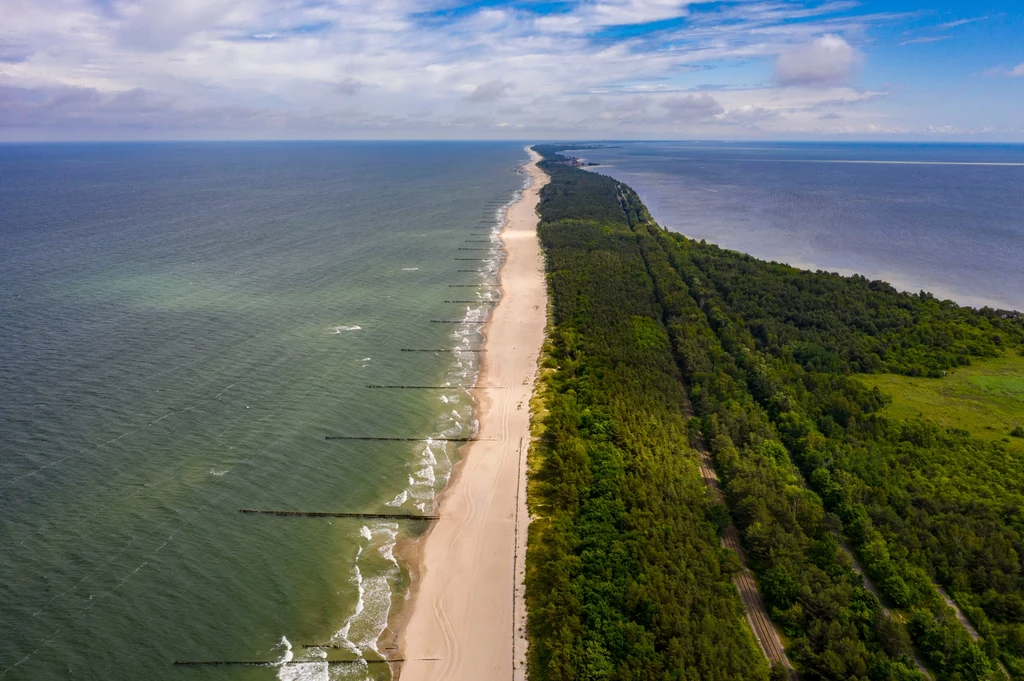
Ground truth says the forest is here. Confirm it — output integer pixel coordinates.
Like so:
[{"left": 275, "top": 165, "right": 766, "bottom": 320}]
[
  {"left": 526, "top": 144, "right": 1024, "bottom": 680},
  {"left": 525, "top": 149, "right": 771, "bottom": 681}
]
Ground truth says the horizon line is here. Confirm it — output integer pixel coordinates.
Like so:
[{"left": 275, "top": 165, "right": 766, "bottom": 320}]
[{"left": 2, "top": 138, "right": 1024, "bottom": 145}]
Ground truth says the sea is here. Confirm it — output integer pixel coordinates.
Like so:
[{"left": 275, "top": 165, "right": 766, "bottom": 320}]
[
  {"left": 0, "top": 141, "right": 528, "bottom": 680},
  {"left": 565, "top": 142, "right": 1024, "bottom": 312}
]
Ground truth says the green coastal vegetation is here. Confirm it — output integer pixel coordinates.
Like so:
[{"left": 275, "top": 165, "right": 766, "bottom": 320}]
[
  {"left": 857, "top": 355, "right": 1024, "bottom": 456},
  {"left": 525, "top": 144, "right": 1024, "bottom": 681}
]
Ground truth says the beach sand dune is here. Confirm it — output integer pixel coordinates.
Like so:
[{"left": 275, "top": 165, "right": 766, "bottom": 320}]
[{"left": 398, "top": 149, "right": 548, "bottom": 681}]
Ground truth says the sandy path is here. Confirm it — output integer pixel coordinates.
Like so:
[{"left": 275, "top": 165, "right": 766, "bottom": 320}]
[
  {"left": 685, "top": 405, "right": 790, "bottom": 669},
  {"left": 398, "top": 148, "right": 548, "bottom": 681}
]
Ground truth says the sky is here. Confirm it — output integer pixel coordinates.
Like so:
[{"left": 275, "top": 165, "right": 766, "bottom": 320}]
[{"left": 1, "top": 0, "right": 1022, "bottom": 141}]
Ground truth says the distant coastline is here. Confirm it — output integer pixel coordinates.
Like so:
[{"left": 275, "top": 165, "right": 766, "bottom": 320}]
[{"left": 564, "top": 141, "right": 1024, "bottom": 313}]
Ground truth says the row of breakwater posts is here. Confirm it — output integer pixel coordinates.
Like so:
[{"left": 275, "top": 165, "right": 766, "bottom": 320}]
[
  {"left": 366, "top": 384, "right": 503, "bottom": 389},
  {"left": 174, "top": 659, "right": 439, "bottom": 667},
  {"left": 325, "top": 436, "right": 497, "bottom": 441},
  {"left": 199, "top": 192, "right": 512, "bottom": 672},
  {"left": 239, "top": 509, "right": 440, "bottom": 521}
]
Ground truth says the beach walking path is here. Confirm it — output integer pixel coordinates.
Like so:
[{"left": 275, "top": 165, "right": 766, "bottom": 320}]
[{"left": 399, "top": 148, "right": 548, "bottom": 681}]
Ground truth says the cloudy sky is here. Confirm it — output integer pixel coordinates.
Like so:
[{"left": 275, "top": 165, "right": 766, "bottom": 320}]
[{"left": 2, "top": 0, "right": 1022, "bottom": 140}]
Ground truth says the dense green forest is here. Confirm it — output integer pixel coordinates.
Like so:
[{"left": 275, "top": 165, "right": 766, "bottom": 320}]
[
  {"left": 526, "top": 144, "right": 1024, "bottom": 680},
  {"left": 525, "top": 151, "right": 771, "bottom": 681}
]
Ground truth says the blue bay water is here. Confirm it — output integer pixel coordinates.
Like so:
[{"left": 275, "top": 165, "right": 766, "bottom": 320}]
[
  {"left": 567, "top": 142, "right": 1024, "bottom": 311},
  {"left": 0, "top": 142, "right": 527, "bottom": 680}
]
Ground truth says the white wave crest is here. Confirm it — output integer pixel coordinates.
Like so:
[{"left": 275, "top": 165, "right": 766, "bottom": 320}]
[{"left": 385, "top": 490, "right": 407, "bottom": 507}]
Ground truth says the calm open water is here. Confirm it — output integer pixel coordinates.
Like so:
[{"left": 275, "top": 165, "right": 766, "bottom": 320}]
[
  {"left": 0, "top": 142, "right": 526, "bottom": 680},
  {"left": 568, "top": 142, "right": 1024, "bottom": 311}
]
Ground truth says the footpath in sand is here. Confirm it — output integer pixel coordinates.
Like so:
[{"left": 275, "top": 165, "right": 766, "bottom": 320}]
[{"left": 399, "top": 148, "right": 548, "bottom": 681}]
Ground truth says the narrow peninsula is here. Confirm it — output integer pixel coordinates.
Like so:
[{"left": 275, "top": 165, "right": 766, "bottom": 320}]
[{"left": 522, "top": 144, "right": 1024, "bottom": 681}]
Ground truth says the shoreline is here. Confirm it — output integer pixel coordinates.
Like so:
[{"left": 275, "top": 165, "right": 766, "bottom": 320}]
[
  {"left": 568, "top": 154, "right": 1023, "bottom": 314},
  {"left": 393, "top": 148, "right": 549, "bottom": 681}
]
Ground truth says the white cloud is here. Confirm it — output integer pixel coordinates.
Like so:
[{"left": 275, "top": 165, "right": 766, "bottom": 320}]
[
  {"left": 536, "top": 0, "right": 696, "bottom": 34},
  {"left": 926, "top": 124, "right": 996, "bottom": 135},
  {"left": 985, "top": 63, "right": 1024, "bottom": 78},
  {"left": 939, "top": 16, "right": 987, "bottom": 29},
  {"left": 0, "top": 0, "right": 959, "bottom": 139},
  {"left": 466, "top": 79, "right": 514, "bottom": 102},
  {"left": 899, "top": 36, "right": 951, "bottom": 46},
  {"left": 661, "top": 93, "right": 723, "bottom": 121},
  {"left": 718, "top": 105, "right": 780, "bottom": 126},
  {"left": 335, "top": 78, "right": 364, "bottom": 95},
  {"left": 774, "top": 34, "right": 862, "bottom": 87}
]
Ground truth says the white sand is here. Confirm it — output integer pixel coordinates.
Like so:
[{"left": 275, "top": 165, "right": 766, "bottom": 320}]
[{"left": 398, "top": 148, "right": 548, "bottom": 681}]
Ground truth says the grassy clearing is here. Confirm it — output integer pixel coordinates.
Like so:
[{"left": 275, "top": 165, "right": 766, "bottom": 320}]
[{"left": 857, "top": 352, "right": 1024, "bottom": 454}]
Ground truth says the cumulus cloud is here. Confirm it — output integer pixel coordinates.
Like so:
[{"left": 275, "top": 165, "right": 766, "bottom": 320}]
[
  {"left": 113, "top": 0, "right": 242, "bottom": 51},
  {"left": 0, "top": 84, "right": 267, "bottom": 129},
  {"left": 926, "top": 124, "right": 996, "bottom": 135},
  {"left": 335, "top": 78, "right": 364, "bottom": 95},
  {"left": 0, "top": 0, "right": 952, "bottom": 139},
  {"left": 661, "top": 93, "right": 723, "bottom": 121},
  {"left": 536, "top": 0, "right": 693, "bottom": 33},
  {"left": 986, "top": 63, "right": 1024, "bottom": 78},
  {"left": 466, "top": 79, "right": 513, "bottom": 102},
  {"left": 718, "top": 105, "right": 780, "bottom": 126},
  {"left": 774, "top": 34, "right": 862, "bottom": 87},
  {"left": 0, "top": 42, "right": 33, "bottom": 63}
]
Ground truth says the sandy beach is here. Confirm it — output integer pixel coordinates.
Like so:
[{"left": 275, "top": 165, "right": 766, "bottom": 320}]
[{"left": 397, "top": 148, "right": 548, "bottom": 681}]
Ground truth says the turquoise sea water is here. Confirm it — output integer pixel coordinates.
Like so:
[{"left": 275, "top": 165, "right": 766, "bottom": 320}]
[
  {"left": 567, "top": 142, "right": 1024, "bottom": 311},
  {"left": 0, "top": 142, "right": 527, "bottom": 679}
]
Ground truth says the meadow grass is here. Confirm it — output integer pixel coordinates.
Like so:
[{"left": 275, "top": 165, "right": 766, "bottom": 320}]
[{"left": 857, "top": 352, "right": 1024, "bottom": 454}]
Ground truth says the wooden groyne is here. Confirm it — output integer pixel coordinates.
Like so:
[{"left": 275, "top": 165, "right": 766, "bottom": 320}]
[
  {"left": 400, "top": 348, "right": 481, "bottom": 352},
  {"left": 366, "top": 384, "right": 499, "bottom": 389},
  {"left": 239, "top": 509, "right": 439, "bottom": 520},
  {"left": 445, "top": 300, "right": 495, "bottom": 304},
  {"left": 174, "top": 659, "right": 424, "bottom": 667},
  {"left": 325, "top": 436, "right": 488, "bottom": 442}
]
